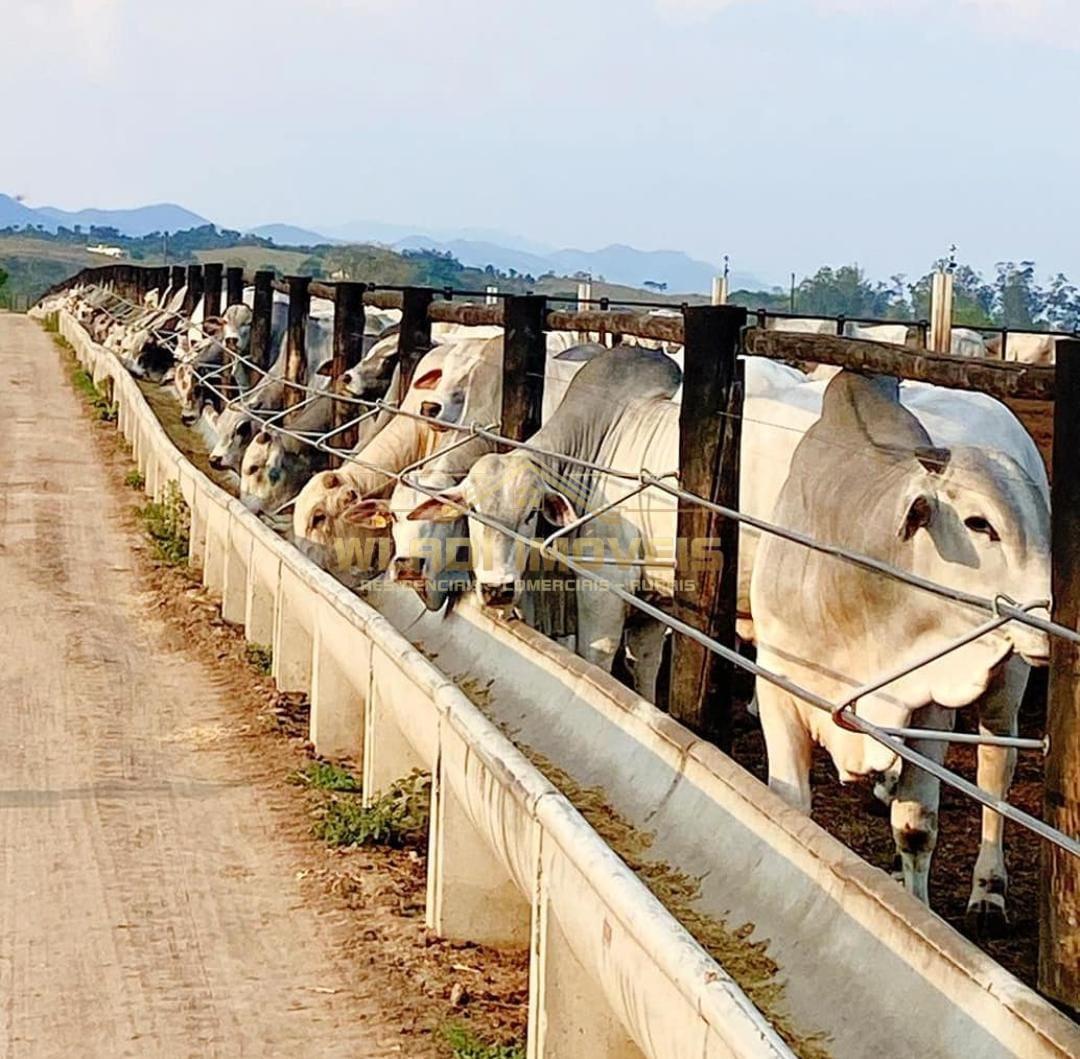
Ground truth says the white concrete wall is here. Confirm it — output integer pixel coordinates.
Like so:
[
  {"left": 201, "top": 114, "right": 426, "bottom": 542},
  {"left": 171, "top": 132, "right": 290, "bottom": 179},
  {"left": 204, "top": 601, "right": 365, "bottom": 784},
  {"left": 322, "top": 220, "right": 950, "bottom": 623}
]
[{"left": 59, "top": 307, "right": 795, "bottom": 1059}]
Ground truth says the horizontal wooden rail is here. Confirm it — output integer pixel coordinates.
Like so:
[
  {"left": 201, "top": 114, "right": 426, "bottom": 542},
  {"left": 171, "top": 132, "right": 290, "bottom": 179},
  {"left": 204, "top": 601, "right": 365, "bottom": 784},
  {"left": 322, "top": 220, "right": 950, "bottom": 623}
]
[
  {"left": 547, "top": 308, "right": 683, "bottom": 343},
  {"left": 744, "top": 326, "right": 1055, "bottom": 402}
]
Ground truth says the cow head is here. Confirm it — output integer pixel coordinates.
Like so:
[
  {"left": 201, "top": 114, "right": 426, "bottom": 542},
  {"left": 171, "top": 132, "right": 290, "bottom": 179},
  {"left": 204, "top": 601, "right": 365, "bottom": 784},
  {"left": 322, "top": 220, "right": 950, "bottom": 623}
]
[
  {"left": 291, "top": 470, "right": 391, "bottom": 578},
  {"left": 222, "top": 304, "right": 252, "bottom": 355},
  {"left": 240, "top": 431, "right": 294, "bottom": 515},
  {"left": 406, "top": 452, "right": 576, "bottom": 610},
  {"left": 410, "top": 337, "right": 501, "bottom": 433},
  {"left": 896, "top": 444, "right": 1050, "bottom": 674},
  {"left": 347, "top": 471, "right": 471, "bottom": 611},
  {"left": 208, "top": 408, "right": 255, "bottom": 472}
]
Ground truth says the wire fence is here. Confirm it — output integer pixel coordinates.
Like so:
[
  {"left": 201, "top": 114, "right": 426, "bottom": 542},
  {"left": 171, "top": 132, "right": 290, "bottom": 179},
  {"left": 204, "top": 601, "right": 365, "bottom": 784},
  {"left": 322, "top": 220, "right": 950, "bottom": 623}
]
[{"left": 56, "top": 276, "right": 1080, "bottom": 863}]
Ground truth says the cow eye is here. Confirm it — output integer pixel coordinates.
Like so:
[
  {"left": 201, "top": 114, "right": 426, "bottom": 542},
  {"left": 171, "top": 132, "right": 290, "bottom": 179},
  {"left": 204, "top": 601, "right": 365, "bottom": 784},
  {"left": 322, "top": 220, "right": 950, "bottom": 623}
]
[{"left": 964, "top": 516, "right": 999, "bottom": 542}]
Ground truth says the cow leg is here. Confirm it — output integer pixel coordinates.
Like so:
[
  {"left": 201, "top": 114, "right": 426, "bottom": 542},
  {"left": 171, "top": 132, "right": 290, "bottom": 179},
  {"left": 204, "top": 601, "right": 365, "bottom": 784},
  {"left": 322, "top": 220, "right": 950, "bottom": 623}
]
[
  {"left": 891, "top": 702, "right": 954, "bottom": 904},
  {"left": 576, "top": 589, "right": 627, "bottom": 674},
  {"left": 623, "top": 618, "right": 666, "bottom": 703},
  {"left": 756, "top": 680, "right": 812, "bottom": 812},
  {"left": 967, "top": 657, "right": 1026, "bottom": 936}
]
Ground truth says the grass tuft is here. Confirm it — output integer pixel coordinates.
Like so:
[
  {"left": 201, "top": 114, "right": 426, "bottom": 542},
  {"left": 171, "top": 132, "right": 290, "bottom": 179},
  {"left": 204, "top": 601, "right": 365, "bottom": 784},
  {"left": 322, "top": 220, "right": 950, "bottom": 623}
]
[
  {"left": 291, "top": 760, "right": 359, "bottom": 792},
  {"left": 124, "top": 468, "right": 145, "bottom": 490},
  {"left": 67, "top": 361, "right": 117, "bottom": 422},
  {"left": 139, "top": 481, "right": 190, "bottom": 565},
  {"left": 244, "top": 643, "right": 273, "bottom": 675},
  {"left": 441, "top": 1024, "right": 524, "bottom": 1059},
  {"left": 311, "top": 769, "right": 430, "bottom": 848},
  {"left": 41, "top": 312, "right": 59, "bottom": 333}
]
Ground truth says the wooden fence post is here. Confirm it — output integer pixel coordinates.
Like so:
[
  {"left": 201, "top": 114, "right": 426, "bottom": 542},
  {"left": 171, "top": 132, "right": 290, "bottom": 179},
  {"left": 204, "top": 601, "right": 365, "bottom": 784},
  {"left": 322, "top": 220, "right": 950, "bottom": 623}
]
[
  {"left": 170, "top": 265, "right": 185, "bottom": 298},
  {"left": 1040, "top": 335, "right": 1080, "bottom": 1014},
  {"left": 329, "top": 281, "right": 368, "bottom": 464},
  {"left": 225, "top": 266, "right": 244, "bottom": 308},
  {"left": 203, "top": 262, "right": 223, "bottom": 319},
  {"left": 184, "top": 264, "right": 204, "bottom": 316},
  {"left": 249, "top": 270, "right": 275, "bottom": 370},
  {"left": 929, "top": 270, "right": 954, "bottom": 354},
  {"left": 501, "top": 295, "right": 548, "bottom": 441},
  {"left": 711, "top": 275, "right": 728, "bottom": 306},
  {"left": 155, "top": 266, "right": 169, "bottom": 298},
  {"left": 398, "top": 286, "right": 434, "bottom": 394},
  {"left": 669, "top": 304, "right": 747, "bottom": 750},
  {"left": 284, "top": 275, "right": 311, "bottom": 409}
]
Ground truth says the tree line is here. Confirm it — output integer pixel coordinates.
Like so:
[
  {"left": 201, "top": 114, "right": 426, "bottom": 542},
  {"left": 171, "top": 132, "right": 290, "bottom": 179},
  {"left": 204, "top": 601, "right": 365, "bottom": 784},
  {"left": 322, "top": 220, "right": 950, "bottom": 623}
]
[{"left": 731, "top": 260, "right": 1080, "bottom": 331}]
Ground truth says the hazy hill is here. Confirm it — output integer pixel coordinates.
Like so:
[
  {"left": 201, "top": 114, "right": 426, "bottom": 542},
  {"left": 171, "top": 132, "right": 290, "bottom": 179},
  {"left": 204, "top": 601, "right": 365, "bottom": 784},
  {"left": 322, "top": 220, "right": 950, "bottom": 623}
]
[
  {"left": 34, "top": 202, "right": 211, "bottom": 236},
  {"left": 245, "top": 223, "right": 341, "bottom": 247},
  {"left": 390, "top": 234, "right": 766, "bottom": 294},
  {"left": 0, "top": 194, "right": 45, "bottom": 229}
]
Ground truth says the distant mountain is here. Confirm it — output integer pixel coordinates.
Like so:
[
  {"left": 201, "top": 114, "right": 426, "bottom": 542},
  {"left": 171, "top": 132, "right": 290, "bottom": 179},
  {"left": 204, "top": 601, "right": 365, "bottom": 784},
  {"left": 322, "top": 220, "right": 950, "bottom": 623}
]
[
  {"left": 33, "top": 202, "right": 211, "bottom": 236},
  {"left": 325, "top": 219, "right": 555, "bottom": 257},
  {"left": 0, "top": 193, "right": 49, "bottom": 229},
  {"left": 386, "top": 234, "right": 767, "bottom": 295},
  {"left": 245, "top": 223, "right": 341, "bottom": 247}
]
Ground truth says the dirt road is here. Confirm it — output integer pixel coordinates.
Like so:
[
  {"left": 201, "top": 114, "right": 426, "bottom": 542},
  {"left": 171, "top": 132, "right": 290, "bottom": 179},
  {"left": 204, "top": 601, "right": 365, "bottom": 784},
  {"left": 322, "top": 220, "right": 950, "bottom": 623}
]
[{"left": 0, "top": 314, "right": 409, "bottom": 1056}]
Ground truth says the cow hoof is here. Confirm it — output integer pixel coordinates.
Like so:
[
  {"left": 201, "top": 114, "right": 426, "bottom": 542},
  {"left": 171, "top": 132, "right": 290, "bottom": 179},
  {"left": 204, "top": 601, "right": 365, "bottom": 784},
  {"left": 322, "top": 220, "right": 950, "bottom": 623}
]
[{"left": 965, "top": 899, "right": 1010, "bottom": 940}]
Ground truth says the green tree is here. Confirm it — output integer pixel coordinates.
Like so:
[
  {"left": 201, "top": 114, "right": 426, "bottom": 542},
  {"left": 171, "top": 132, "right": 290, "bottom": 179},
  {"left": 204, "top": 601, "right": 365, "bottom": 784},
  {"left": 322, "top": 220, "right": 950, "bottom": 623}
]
[
  {"left": 909, "top": 261, "right": 995, "bottom": 326},
  {"left": 794, "top": 265, "right": 906, "bottom": 318},
  {"left": 1043, "top": 273, "right": 1080, "bottom": 331},
  {"left": 994, "top": 260, "right": 1041, "bottom": 328},
  {"left": 0, "top": 266, "right": 8, "bottom": 292}
]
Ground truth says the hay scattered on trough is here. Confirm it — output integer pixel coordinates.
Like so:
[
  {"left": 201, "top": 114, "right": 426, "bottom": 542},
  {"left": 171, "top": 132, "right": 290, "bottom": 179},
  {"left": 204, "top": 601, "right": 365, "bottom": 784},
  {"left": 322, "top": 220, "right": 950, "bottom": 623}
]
[{"left": 446, "top": 661, "right": 832, "bottom": 1059}]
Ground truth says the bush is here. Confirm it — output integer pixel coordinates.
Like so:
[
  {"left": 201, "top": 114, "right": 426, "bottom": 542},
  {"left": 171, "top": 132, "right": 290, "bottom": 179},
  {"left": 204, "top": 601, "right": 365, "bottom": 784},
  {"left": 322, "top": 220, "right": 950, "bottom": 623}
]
[{"left": 311, "top": 769, "right": 430, "bottom": 848}]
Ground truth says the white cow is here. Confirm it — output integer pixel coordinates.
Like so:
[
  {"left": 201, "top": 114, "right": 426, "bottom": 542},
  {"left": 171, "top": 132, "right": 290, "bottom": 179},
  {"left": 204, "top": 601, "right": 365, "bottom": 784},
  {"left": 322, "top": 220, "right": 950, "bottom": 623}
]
[
  {"left": 408, "top": 347, "right": 1048, "bottom": 920},
  {"left": 751, "top": 372, "right": 1049, "bottom": 919},
  {"left": 988, "top": 331, "right": 1064, "bottom": 366}
]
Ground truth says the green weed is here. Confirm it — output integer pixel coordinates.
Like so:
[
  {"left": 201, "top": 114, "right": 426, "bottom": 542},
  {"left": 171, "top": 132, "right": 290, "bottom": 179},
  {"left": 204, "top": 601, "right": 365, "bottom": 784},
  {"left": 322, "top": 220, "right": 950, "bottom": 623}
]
[
  {"left": 291, "top": 760, "right": 359, "bottom": 792},
  {"left": 139, "top": 481, "right": 190, "bottom": 565},
  {"left": 441, "top": 1024, "right": 525, "bottom": 1059},
  {"left": 124, "top": 469, "right": 145, "bottom": 490},
  {"left": 311, "top": 769, "right": 430, "bottom": 848},
  {"left": 244, "top": 642, "right": 273, "bottom": 675},
  {"left": 68, "top": 362, "right": 116, "bottom": 422}
]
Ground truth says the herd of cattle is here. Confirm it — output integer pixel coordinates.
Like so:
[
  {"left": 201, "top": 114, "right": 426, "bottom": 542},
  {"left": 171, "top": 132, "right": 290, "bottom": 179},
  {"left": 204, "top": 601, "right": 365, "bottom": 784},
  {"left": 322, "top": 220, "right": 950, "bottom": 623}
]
[{"left": 53, "top": 279, "right": 1058, "bottom": 934}]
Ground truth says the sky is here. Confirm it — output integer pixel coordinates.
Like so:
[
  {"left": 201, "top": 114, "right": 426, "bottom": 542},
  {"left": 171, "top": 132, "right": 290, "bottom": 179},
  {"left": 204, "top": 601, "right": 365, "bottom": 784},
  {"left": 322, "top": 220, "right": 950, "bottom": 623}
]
[{"left": 2, "top": 0, "right": 1079, "bottom": 286}]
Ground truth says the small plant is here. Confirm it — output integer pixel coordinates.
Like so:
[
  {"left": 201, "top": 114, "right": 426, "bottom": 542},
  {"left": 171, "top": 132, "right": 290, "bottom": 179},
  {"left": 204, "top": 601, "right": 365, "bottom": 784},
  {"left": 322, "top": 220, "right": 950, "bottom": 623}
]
[
  {"left": 291, "top": 760, "right": 359, "bottom": 792},
  {"left": 124, "top": 469, "right": 145, "bottom": 490},
  {"left": 441, "top": 1024, "right": 525, "bottom": 1059},
  {"left": 42, "top": 312, "right": 59, "bottom": 333},
  {"left": 69, "top": 363, "right": 117, "bottom": 422},
  {"left": 139, "top": 481, "right": 190, "bottom": 565},
  {"left": 244, "top": 643, "right": 273, "bottom": 675},
  {"left": 311, "top": 769, "right": 431, "bottom": 848}
]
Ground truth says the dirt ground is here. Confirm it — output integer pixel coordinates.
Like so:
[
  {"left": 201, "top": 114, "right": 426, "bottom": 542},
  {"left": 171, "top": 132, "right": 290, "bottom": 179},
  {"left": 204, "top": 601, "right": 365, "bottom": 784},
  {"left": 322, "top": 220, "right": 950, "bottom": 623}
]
[{"left": 0, "top": 315, "right": 527, "bottom": 1058}]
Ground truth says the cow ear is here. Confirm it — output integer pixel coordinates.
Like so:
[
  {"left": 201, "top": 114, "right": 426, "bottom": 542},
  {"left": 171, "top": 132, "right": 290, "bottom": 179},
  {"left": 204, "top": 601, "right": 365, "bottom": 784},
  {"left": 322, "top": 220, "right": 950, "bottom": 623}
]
[
  {"left": 412, "top": 369, "right": 443, "bottom": 391},
  {"left": 315, "top": 361, "right": 336, "bottom": 377},
  {"left": 898, "top": 494, "right": 934, "bottom": 541},
  {"left": 408, "top": 488, "right": 466, "bottom": 523},
  {"left": 541, "top": 489, "right": 578, "bottom": 527},
  {"left": 343, "top": 498, "right": 393, "bottom": 528},
  {"left": 914, "top": 446, "right": 950, "bottom": 474}
]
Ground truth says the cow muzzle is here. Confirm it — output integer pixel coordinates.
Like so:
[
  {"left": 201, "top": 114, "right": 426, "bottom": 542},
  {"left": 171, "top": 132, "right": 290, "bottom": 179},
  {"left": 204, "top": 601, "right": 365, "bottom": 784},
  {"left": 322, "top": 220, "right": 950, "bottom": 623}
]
[
  {"left": 479, "top": 581, "right": 517, "bottom": 608},
  {"left": 392, "top": 556, "right": 426, "bottom": 584}
]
